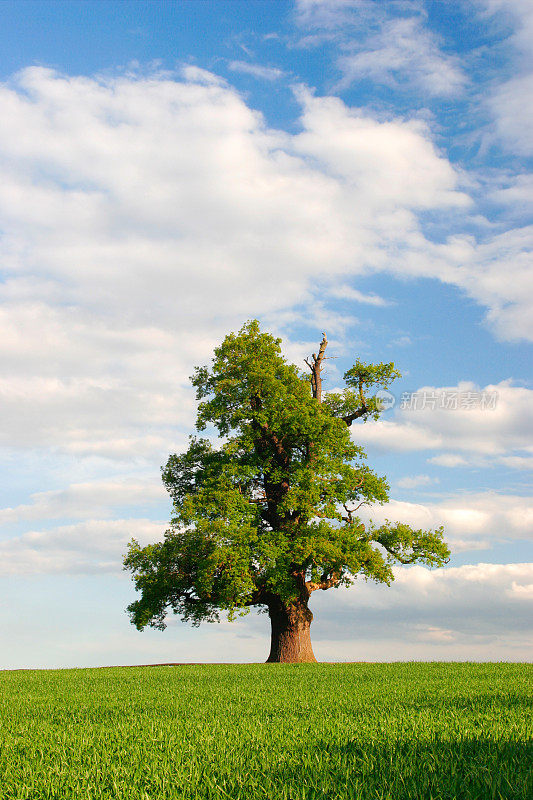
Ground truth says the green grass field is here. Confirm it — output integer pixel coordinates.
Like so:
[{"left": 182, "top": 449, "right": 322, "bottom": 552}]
[{"left": 0, "top": 663, "right": 531, "bottom": 799}]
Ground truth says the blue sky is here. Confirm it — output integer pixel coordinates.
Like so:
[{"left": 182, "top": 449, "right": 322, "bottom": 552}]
[{"left": 0, "top": 0, "right": 531, "bottom": 667}]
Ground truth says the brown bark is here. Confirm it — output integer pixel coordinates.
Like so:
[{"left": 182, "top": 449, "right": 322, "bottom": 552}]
[
  {"left": 266, "top": 598, "right": 317, "bottom": 663},
  {"left": 305, "top": 332, "right": 328, "bottom": 404}
]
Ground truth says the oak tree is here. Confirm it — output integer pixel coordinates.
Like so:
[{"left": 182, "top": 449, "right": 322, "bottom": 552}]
[{"left": 124, "top": 321, "right": 449, "bottom": 662}]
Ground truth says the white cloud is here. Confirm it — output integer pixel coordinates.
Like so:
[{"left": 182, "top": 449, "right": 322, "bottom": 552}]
[
  {"left": 508, "top": 580, "right": 533, "bottom": 600},
  {"left": 490, "top": 174, "right": 533, "bottom": 208},
  {"left": 384, "top": 226, "right": 533, "bottom": 343},
  {"left": 429, "top": 453, "right": 469, "bottom": 467},
  {"left": 396, "top": 474, "right": 438, "bottom": 489},
  {"left": 310, "top": 561, "right": 533, "bottom": 659},
  {"left": 337, "top": 16, "right": 466, "bottom": 96},
  {"left": 294, "top": 3, "right": 533, "bottom": 340},
  {"left": 296, "top": 1, "right": 466, "bottom": 96},
  {"left": 469, "top": 228, "right": 533, "bottom": 340},
  {"left": 4, "top": 483, "right": 530, "bottom": 576},
  {"left": 0, "top": 66, "right": 530, "bottom": 468},
  {"left": 498, "top": 455, "right": 533, "bottom": 470},
  {"left": 293, "top": 88, "right": 468, "bottom": 211},
  {"left": 477, "top": 0, "right": 533, "bottom": 58},
  {"left": 489, "top": 73, "right": 533, "bottom": 156},
  {"left": 228, "top": 61, "right": 284, "bottom": 81},
  {"left": 355, "top": 380, "right": 533, "bottom": 463},
  {"left": 296, "top": 0, "right": 365, "bottom": 29},
  {"left": 327, "top": 284, "right": 391, "bottom": 306},
  {"left": 361, "top": 492, "right": 533, "bottom": 552},
  {"left": 0, "top": 518, "right": 164, "bottom": 576},
  {"left": 392, "top": 334, "right": 412, "bottom": 347},
  {"left": 356, "top": 420, "right": 443, "bottom": 452},
  {"left": 430, "top": 453, "right": 533, "bottom": 470},
  {"left": 0, "top": 66, "right": 475, "bottom": 459},
  {"left": 477, "top": 0, "right": 533, "bottom": 155},
  {"left": 0, "top": 477, "right": 167, "bottom": 525},
  {"left": 180, "top": 65, "right": 227, "bottom": 86}
]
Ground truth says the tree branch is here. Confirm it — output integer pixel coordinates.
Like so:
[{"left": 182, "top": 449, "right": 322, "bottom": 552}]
[
  {"left": 305, "top": 332, "right": 328, "bottom": 403},
  {"left": 377, "top": 542, "right": 417, "bottom": 565},
  {"left": 306, "top": 570, "right": 341, "bottom": 593},
  {"left": 244, "top": 588, "right": 269, "bottom": 606},
  {"left": 342, "top": 377, "right": 368, "bottom": 425},
  {"left": 341, "top": 501, "right": 366, "bottom": 523},
  {"left": 342, "top": 406, "right": 368, "bottom": 426}
]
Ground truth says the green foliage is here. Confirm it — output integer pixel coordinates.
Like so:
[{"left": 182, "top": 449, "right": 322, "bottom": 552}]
[
  {"left": 2, "top": 664, "right": 532, "bottom": 800},
  {"left": 324, "top": 359, "right": 401, "bottom": 421},
  {"left": 124, "top": 320, "right": 449, "bottom": 630}
]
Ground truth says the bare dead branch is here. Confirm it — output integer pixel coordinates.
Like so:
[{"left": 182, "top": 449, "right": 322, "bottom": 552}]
[{"left": 306, "top": 332, "right": 328, "bottom": 403}]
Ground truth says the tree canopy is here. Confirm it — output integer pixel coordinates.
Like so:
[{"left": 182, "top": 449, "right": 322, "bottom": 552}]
[{"left": 124, "top": 321, "right": 449, "bottom": 661}]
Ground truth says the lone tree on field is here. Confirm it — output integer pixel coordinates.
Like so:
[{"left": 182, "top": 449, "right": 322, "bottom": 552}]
[{"left": 124, "top": 321, "right": 449, "bottom": 662}]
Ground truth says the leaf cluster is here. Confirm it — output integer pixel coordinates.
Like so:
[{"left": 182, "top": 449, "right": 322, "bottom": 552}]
[{"left": 324, "top": 359, "right": 401, "bottom": 422}]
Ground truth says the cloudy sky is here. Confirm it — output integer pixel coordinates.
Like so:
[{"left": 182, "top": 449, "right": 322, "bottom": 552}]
[{"left": 0, "top": 0, "right": 531, "bottom": 667}]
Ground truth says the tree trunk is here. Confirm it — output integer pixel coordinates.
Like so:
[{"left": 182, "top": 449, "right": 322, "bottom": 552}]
[{"left": 266, "top": 599, "right": 317, "bottom": 663}]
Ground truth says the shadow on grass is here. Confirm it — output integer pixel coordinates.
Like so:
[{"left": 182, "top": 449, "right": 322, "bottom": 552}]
[{"left": 269, "top": 738, "right": 533, "bottom": 800}]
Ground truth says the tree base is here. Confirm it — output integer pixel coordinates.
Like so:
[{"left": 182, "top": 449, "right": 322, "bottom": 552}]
[{"left": 266, "top": 600, "right": 317, "bottom": 663}]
